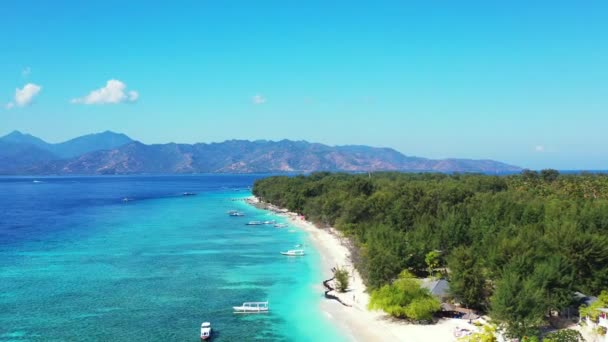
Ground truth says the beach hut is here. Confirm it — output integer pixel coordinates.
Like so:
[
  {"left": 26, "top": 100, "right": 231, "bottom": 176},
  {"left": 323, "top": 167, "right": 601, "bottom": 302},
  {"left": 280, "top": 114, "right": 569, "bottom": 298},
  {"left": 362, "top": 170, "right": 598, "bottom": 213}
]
[{"left": 440, "top": 302, "right": 480, "bottom": 321}]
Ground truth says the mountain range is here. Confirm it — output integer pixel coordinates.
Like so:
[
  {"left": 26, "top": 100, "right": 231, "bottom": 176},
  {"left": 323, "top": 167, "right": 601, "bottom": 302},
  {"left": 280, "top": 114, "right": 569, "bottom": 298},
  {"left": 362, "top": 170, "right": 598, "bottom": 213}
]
[{"left": 0, "top": 131, "right": 521, "bottom": 175}]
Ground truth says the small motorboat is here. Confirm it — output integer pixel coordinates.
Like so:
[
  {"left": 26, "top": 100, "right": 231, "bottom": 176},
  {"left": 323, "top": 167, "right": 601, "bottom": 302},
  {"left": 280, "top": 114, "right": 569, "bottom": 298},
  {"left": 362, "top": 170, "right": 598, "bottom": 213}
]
[
  {"left": 280, "top": 249, "right": 305, "bottom": 256},
  {"left": 200, "top": 322, "right": 212, "bottom": 340},
  {"left": 274, "top": 223, "right": 288, "bottom": 228},
  {"left": 233, "top": 301, "right": 269, "bottom": 313},
  {"left": 182, "top": 192, "right": 196, "bottom": 196},
  {"left": 263, "top": 220, "right": 276, "bottom": 225},
  {"left": 122, "top": 197, "right": 132, "bottom": 202},
  {"left": 228, "top": 210, "right": 245, "bottom": 217},
  {"left": 246, "top": 221, "right": 263, "bottom": 225}
]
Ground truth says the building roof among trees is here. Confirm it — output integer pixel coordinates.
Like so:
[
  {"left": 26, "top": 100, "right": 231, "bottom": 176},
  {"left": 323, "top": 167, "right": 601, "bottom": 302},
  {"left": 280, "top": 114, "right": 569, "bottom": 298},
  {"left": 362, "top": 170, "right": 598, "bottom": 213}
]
[
  {"left": 421, "top": 279, "right": 450, "bottom": 299},
  {"left": 574, "top": 291, "right": 598, "bottom": 306}
]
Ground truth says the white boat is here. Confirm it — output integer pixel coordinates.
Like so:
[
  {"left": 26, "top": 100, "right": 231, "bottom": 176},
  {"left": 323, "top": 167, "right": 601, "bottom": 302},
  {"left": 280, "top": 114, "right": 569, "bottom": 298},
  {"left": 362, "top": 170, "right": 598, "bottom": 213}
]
[
  {"left": 263, "top": 220, "right": 276, "bottom": 225},
  {"left": 274, "top": 223, "right": 288, "bottom": 228},
  {"left": 233, "top": 301, "right": 269, "bottom": 313},
  {"left": 200, "top": 322, "right": 211, "bottom": 341},
  {"left": 246, "top": 221, "right": 263, "bottom": 225},
  {"left": 182, "top": 192, "right": 196, "bottom": 196},
  {"left": 228, "top": 210, "right": 245, "bottom": 217},
  {"left": 280, "top": 249, "right": 305, "bottom": 256}
]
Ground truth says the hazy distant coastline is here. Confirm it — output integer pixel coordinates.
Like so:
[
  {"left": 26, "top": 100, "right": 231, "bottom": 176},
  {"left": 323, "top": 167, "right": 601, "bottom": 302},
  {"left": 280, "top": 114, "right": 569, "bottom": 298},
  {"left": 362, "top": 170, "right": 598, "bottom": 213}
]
[{"left": 0, "top": 130, "right": 521, "bottom": 175}]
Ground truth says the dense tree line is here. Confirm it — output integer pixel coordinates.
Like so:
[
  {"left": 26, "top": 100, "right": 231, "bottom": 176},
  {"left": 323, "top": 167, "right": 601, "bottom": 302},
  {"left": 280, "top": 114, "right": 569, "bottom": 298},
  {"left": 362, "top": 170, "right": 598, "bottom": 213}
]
[{"left": 253, "top": 171, "right": 608, "bottom": 337}]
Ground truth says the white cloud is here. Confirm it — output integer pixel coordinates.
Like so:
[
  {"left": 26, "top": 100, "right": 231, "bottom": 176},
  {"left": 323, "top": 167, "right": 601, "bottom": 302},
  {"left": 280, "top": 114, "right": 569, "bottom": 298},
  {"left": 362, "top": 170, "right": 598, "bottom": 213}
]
[
  {"left": 71, "top": 79, "right": 139, "bottom": 105},
  {"left": 6, "top": 83, "right": 42, "bottom": 109},
  {"left": 22, "top": 67, "right": 31, "bottom": 77},
  {"left": 535, "top": 145, "right": 545, "bottom": 152},
  {"left": 252, "top": 94, "right": 266, "bottom": 105},
  {"left": 127, "top": 90, "right": 139, "bottom": 102}
]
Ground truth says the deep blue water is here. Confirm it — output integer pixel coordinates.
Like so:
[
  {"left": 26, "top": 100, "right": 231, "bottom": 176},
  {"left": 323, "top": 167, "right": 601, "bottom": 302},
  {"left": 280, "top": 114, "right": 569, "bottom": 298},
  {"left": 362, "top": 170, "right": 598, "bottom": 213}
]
[{"left": 0, "top": 175, "right": 344, "bottom": 341}]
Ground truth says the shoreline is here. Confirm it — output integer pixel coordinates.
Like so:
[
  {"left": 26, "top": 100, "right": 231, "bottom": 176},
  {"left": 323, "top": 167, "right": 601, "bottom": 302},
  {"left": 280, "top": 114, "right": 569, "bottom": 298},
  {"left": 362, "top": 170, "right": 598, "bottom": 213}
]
[{"left": 246, "top": 196, "right": 478, "bottom": 342}]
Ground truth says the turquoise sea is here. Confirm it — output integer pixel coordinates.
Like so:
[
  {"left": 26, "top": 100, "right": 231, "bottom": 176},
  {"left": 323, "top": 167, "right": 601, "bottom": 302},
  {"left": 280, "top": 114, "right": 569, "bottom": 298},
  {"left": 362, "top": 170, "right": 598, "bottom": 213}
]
[{"left": 0, "top": 175, "right": 345, "bottom": 341}]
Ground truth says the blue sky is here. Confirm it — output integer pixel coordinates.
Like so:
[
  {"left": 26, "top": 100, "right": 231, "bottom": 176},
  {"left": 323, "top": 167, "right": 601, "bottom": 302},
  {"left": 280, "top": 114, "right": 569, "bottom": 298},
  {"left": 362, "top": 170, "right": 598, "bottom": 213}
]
[{"left": 1, "top": 1, "right": 607, "bottom": 170}]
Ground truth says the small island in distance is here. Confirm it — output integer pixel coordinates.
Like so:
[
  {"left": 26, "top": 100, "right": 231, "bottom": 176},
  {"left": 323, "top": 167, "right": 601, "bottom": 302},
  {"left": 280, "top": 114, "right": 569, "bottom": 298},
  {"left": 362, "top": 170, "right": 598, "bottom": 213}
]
[{"left": 0, "top": 130, "right": 521, "bottom": 175}]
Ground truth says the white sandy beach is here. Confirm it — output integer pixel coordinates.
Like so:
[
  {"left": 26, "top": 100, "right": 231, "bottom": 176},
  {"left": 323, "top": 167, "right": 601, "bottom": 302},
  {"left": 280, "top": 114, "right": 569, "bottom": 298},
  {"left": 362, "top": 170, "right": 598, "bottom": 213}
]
[{"left": 248, "top": 196, "right": 479, "bottom": 342}]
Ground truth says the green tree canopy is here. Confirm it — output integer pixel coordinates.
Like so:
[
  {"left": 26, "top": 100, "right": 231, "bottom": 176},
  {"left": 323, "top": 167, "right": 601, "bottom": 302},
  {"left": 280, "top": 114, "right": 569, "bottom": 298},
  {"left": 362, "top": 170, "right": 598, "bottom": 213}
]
[
  {"left": 448, "top": 246, "right": 485, "bottom": 309},
  {"left": 369, "top": 271, "right": 440, "bottom": 321},
  {"left": 334, "top": 267, "right": 350, "bottom": 293},
  {"left": 253, "top": 171, "right": 608, "bottom": 331},
  {"left": 490, "top": 265, "right": 545, "bottom": 338}
]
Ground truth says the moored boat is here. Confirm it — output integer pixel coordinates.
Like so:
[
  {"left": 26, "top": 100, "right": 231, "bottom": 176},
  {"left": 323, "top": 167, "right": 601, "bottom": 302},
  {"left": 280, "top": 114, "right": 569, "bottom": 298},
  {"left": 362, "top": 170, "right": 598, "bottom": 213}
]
[
  {"left": 200, "top": 322, "right": 211, "bottom": 340},
  {"left": 233, "top": 301, "right": 269, "bottom": 313},
  {"left": 280, "top": 249, "right": 305, "bottom": 256},
  {"left": 228, "top": 210, "right": 245, "bottom": 217},
  {"left": 246, "top": 221, "right": 263, "bottom": 225}
]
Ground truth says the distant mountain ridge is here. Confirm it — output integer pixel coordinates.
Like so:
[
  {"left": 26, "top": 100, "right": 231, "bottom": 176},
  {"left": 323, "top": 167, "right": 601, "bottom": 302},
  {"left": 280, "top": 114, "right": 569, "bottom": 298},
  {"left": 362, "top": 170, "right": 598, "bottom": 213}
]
[
  {"left": 0, "top": 131, "right": 522, "bottom": 175},
  {"left": 1, "top": 130, "right": 133, "bottom": 158}
]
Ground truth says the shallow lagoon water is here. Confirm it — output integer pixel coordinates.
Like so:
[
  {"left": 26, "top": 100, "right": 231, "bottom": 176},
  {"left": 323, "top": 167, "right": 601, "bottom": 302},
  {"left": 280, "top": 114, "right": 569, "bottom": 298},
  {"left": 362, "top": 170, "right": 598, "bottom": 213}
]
[{"left": 0, "top": 175, "right": 345, "bottom": 341}]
